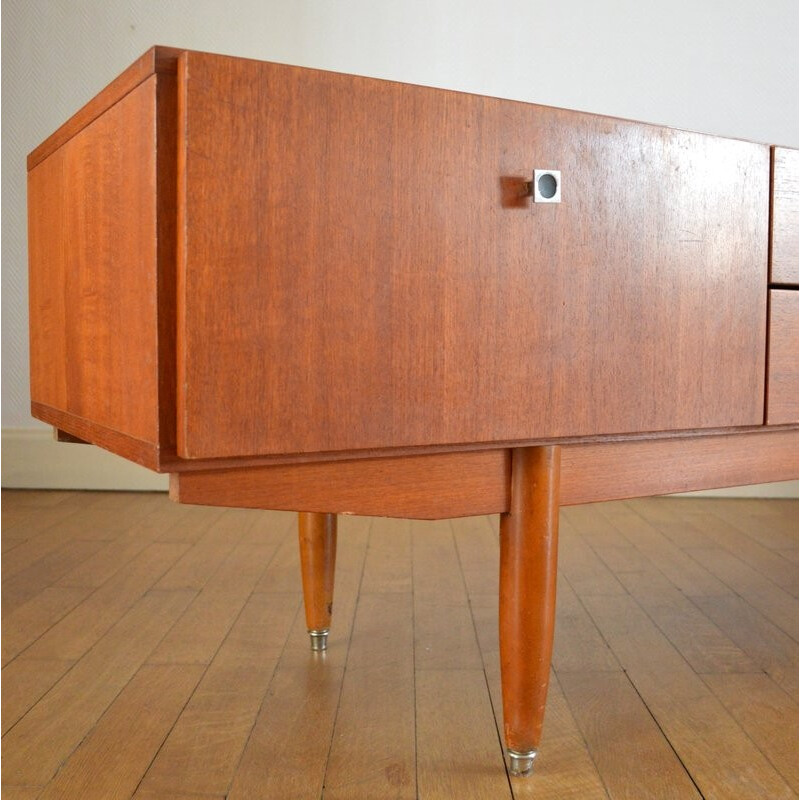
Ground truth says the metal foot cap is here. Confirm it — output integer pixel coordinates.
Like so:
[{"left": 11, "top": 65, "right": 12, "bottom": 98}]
[
  {"left": 507, "top": 748, "right": 538, "bottom": 777},
  {"left": 308, "top": 629, "right": 329, "bottom": 652}
]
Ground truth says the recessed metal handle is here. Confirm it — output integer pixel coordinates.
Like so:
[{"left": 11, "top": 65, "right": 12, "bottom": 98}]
[{"left": 525, "top": 169, "right": 561, "bottom": 203}]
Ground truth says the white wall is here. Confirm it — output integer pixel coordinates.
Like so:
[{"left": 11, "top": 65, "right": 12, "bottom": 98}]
[{"left": 3, "top": 0, "right": 798, "bottom": 491}]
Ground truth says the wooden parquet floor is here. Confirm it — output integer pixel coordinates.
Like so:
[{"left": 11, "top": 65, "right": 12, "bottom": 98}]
[{"left": 1, "top": 490, "right": 797, "bottom": 799}]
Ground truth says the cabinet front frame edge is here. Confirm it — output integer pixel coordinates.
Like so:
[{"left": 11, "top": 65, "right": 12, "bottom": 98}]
[{"left": 27, "top": 46, "right": 183, "bottom": 171}]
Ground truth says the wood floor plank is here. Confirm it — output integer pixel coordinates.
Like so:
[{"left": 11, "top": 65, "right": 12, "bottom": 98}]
[
  {"left": 411, "top": 519, "right": 469, "bottom": 605},
  {"left": 19, "top": 543, "right": 190, "bottom": 662},
  {"left": 452, "top": 515, "right": 499, "bottom": 598},
  {"left": 559, "top": 671, "right": 702, "bottom": 799},
  {"left": 0, "top": 787, "right": 45, "bottom": 800},
  {"left": 324, "top": 593, "right": 416, "bottom": 800},
  {"left": 154, "top": 507, "right": 263, "bottom": 590},
  {"left": 252, "top": 519, "right": 303, "bottom": 593},
  {"left": 48, "top": 492, "right": 156, "bottom": 539},
  {"left": 562, "top": 505, "right": 629, "bottom": 548},
  {"left": 2, "top": 657, "right": 75, "bottom": 735},
  {"left": 226, "top": 632, "right": 345, "bottom": 800},
  {"left": 557, "top": 518, "right": 627, "bottom": 596},
  {"left": 2, "top": 539, "right": 107, "bottom": 615},
  {"left": 135, "top": 792, "right": 225, "bottom": 800},
  {"left": 3, "top": 489, "right": 78, "bottom": 508},
  {"left": 702, "top": 672, "right": 798, "bottom": 789},
  {"left": 147, "top": 536, "right": 284, "bottom": 665},
  {"left": 55, "top": 532, "right": 151, "bottom": 589},
  {"left": 1, "top": 492, "right": 97, "bottom": 550},
  {"left": 593, "top": 502, "right": 732, "bottom": 596},
  {"left": 702, "top": 499, "right": 798, "bottom": 552},
  {"left": 613, "top": 569, "right": 759, "bottom": 675},
  {"left": 416, "top": 669, "right": 512, "bottom": 800},
  {"left": 151, "top": 502, "right": 227, "bottom": 544},
  {"left": 581, "top": 592, "right": 795, "bottom": 799},
  {"left": 38, "top": 663, "right": 205, "bottom": 800},
  {"left": 412, "top": 519, "right": 484, "bottom": 671},
  {"left": 137, "top": 592, "right": 299, "bottom": 797},
  {"left": 2, "top": 585, "right": 92, "bottom": 664},
  {"left": 683, "top": 546, "right": 798, "bottom": 640},
  {"left": 691, "top": 593, "right": 799, "bottom": 700},
  {"left": 50, "top": 494, "right": 175, "bottom": 587},
  {"left": 551, "top": 576, "right": 620, "bottom": 673},
  {"left": 2, "top": 589, "right": 196, "bottom": 786},
  {"left": 637, "top": 499, "right": 798, "bottom": 595},
  {"left": 359, "top": 516, "right": 412, "bottom": 595}
]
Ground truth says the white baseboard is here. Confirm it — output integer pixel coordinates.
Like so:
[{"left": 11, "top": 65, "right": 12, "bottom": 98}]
[
  {"left": 2, "top": 428, "right": 168, "bottom": 491},
  {"left": 1, "top": 428, "right": 797, "bottom": 498}
]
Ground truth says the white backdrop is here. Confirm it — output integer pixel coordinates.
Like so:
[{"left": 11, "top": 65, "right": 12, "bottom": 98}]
[{"left": 2, "top": 0, "right": 798, "bottom": 490}]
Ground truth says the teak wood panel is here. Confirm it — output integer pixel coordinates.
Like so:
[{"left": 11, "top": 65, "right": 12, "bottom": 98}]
[
  {"left": 176, "top": 51, "right": 769, "bottom": 460},
  {"left": 559, "top": 428, "right": 798, "bottom": 505},
  {"left": 28, "top": 76, "right": 165, "bottom": 468},
  {"left": 770, "top": 147, "right": 799, "bottom": 286},
  {"left": 170, "top": 450, "right": 511, "bottom": 519},
  {"left": 766, "top": 290, "right": 799, "bottom": 425},
  {"left": 170, "top": 428, "right": 797, "bottom": 518},
  {"left": 27, "top": 46, "right": 182, "bottom": 171}
]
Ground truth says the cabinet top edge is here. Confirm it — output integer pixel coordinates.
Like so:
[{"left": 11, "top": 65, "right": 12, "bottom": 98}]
[
  {"left": 27, "top": 45, "right": 182, "bottom": 171},
  {"left": 28, "top": 44, "right": 794, "bottom": 172}
]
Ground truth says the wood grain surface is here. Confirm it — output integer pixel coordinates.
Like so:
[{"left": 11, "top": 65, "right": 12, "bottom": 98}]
[
  {"left": 170, "top": 428, "right": 797, "bottom": 517},
  {"left": 499, "top": 447, "right": 560, "bottom": 758},
  {"left": 33, "top": 403, "right": 160, "bottom": 469},
  {"left": 298, "top": 512, "right": 337, "bottom": 634},
  {"left": 156, "top": 72, "right": 179, "bottom": 456},
  {"left": 560, "top": 428, "right": 798, "bottom": 505},
  {"left": 2, "top": 490, "right": 797, "bottom": 799},
  {"left": 170, "top": 449, "right": 511, "bottom": 519},
  {"left": 27, "top": 46, "right": 181, "bottom": 171},
  {"left": 766, "top": 290, "right": 799, "bottom": 425},
  {"left": 175, "top": 50, "right": 769, "bottom": 459},
  {"left": 770, "top": 147, "right": 799, "bottom": 285},
  {"left": 28, "top": 77, "right": 162, "bottom": 465},
  {"left": 28, "top": 68, "right": 179, "bottom": 470}
]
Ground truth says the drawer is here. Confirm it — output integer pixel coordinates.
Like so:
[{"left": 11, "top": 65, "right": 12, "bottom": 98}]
[
  {"left": 770, "top": 147, "right": 799, "bottom": 286},
  {"left": 766, "top": 289, "right": 799, "bottom": 424}
]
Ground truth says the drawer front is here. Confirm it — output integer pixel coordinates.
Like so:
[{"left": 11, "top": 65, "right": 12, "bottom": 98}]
[
  {"left": 177, "top": 52, "right": 768, "bottom": 459},
  {"left": 28, "top": 76, "right": 162, "bottom": 462},
  {"left": 770, "top": 147, "right": 799, "bottom": 286},
  {"left": 766, "top": 290, "right": 799, "bottom": 424}
]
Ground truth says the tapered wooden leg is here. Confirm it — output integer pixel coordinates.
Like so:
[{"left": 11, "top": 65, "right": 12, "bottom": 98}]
[
  {"left": 499, "top": 446, "right": 561, "bottom": 777},
  {"left": 298, "top": 512, "right": 337, "bottom": 652}
]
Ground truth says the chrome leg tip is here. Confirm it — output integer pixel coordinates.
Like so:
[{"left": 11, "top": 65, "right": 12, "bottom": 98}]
[
  {"left": 308, "top": 629, "right": 329, "bottom": 652},
  {"left": 507, "top": 748, "right": 538, "bottom": 777}
]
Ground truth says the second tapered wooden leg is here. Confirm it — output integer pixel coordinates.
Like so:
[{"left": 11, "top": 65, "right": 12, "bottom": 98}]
[
  {"left": 499, "top": 446, "right": 561, "bottom": 777},
  {"left": 298, "top": 512, "right": 337, "bottom": 652}
]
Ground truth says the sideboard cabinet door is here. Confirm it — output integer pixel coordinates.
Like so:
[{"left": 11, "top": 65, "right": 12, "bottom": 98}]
[{"left": 172, "top": 54, "right": 768, "bottom": 458}]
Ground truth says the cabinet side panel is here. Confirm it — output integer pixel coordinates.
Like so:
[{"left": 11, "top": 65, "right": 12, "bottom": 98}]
[
  {"left": 28, "top": 76, "right": 160, "bottom": 460},
  {"left": 178, "top": 53, "right": 768, "bottom": 459}
]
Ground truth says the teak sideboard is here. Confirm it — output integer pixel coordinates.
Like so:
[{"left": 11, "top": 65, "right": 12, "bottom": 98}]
[{"left": 27, "top": 46, "right": 798, "bottom": 776}]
